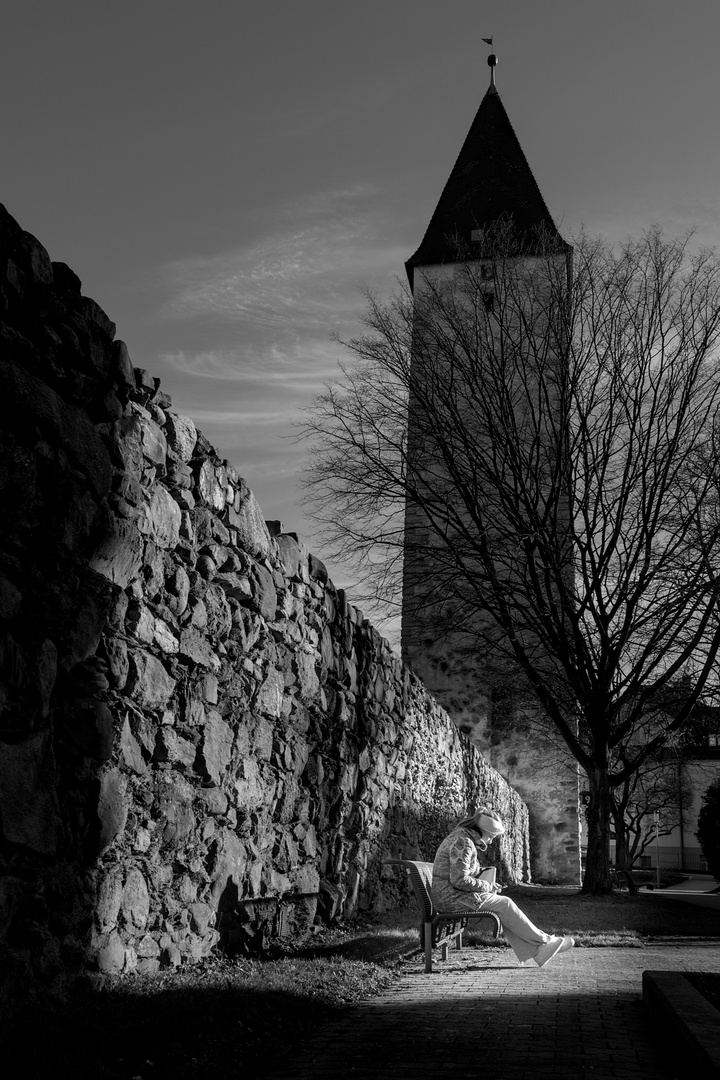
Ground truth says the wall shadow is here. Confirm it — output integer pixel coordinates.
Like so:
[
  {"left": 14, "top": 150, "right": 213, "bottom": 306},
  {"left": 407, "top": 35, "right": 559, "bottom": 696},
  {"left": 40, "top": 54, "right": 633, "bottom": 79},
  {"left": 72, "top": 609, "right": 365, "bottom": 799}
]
[{"left": 1, "top": 977, "right": 342, "bottom": 1080}]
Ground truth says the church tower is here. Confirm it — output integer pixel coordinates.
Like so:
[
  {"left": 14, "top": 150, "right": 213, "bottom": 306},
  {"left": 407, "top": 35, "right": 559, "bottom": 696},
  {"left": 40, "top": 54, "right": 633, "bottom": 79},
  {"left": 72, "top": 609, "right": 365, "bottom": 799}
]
[{"left": 401, "top": 53, "right": 580, "bottom": 883}]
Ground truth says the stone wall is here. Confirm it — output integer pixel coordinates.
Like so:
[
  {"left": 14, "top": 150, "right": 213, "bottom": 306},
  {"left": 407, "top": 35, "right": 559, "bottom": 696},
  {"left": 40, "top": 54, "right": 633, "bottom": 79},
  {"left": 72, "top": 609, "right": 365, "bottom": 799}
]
[{"left": 0, "top": 204, "right": 529, "bottom": 1008}]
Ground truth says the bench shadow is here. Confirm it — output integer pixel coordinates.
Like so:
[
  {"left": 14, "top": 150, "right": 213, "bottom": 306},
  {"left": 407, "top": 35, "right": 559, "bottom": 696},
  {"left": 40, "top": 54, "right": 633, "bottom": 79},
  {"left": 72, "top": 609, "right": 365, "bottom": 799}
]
[{"left": 272, "top": 929, "right": 506, "bottom": 964}]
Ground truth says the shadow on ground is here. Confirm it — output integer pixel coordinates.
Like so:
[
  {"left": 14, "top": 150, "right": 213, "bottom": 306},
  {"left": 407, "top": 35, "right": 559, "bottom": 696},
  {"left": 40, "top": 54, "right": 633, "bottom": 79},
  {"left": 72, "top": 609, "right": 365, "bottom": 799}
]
[{"left": 2, "top": 979, "right": 343, "bottom": 1080}]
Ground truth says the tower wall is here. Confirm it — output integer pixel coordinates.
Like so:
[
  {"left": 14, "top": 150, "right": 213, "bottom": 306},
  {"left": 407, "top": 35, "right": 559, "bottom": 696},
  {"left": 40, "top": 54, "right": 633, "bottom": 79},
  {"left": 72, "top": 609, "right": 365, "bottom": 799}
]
[{"left": 402, "top": 258, "right": 581, "bottom": 884}]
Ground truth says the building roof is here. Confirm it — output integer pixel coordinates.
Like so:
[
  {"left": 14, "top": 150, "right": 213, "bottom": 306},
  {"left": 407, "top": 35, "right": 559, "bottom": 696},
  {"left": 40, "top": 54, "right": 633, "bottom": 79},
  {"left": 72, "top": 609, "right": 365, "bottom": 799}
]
[{"left": 406, "top": 83, "right": 569, "bottom": 288}]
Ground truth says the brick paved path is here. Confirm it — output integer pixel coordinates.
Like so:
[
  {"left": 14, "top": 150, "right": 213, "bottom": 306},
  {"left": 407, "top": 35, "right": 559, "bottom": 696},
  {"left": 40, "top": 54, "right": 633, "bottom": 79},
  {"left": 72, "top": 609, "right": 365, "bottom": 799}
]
[{"left": 264, "top": 941, "right": 720, "bottom": 1080}]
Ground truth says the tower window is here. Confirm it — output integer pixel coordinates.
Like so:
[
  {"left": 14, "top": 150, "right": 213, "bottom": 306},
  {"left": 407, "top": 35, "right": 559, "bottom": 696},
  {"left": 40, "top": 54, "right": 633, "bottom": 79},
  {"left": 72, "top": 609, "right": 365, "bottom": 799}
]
[{"left": 483, "top": 292, "right": 495, "bottom": 313}]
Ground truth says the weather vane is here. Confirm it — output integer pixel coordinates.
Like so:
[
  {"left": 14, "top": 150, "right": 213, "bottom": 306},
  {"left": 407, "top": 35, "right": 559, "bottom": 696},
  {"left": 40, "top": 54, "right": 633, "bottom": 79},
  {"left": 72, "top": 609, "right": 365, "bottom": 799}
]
[{"left": 483, "top": 37, "right": 497, "bottom": 86}]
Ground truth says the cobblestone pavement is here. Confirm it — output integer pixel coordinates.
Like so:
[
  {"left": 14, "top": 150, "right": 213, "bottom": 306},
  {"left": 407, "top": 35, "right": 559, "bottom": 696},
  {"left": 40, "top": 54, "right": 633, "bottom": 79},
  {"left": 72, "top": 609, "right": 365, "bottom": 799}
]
[{"left": 263, "top": 940, "right": 720, "bottom": 1080}]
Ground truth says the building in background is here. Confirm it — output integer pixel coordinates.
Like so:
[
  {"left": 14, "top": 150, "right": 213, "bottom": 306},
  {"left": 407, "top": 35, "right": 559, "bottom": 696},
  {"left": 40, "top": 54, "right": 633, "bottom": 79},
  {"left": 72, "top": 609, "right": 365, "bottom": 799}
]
[{"left": 401, "top": 55, "right": 580, "bottom": 883}]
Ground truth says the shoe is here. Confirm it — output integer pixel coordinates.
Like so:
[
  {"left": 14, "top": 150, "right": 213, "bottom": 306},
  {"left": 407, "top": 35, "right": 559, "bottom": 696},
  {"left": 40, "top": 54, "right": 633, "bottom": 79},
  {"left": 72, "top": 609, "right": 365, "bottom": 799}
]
[
  {"left": 533, "top": 935, "right": 565, "bottom": 968},
  {"left": 558, "top": 935, "right": 575, "bottom": 953}
]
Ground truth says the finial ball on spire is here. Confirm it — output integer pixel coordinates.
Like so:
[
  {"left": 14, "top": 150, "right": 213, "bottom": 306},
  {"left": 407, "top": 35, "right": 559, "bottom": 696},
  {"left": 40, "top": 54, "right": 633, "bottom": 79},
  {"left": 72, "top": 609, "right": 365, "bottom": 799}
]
[{"left": 487, "top": 53, "right": 497, "bottom": 67}]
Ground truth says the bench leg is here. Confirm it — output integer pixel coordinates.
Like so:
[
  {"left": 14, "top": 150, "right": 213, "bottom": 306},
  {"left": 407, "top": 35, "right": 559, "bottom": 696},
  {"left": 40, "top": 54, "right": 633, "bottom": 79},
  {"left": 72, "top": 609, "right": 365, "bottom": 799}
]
[
  {"left": 441, "top": 942, "right": 448, "bottom": 962},
  {"left": 455, "top": 929, "right": 463, "bottom": 952},
  {"left": 424, "top": 923, "right": 433, "bottom": 973}
]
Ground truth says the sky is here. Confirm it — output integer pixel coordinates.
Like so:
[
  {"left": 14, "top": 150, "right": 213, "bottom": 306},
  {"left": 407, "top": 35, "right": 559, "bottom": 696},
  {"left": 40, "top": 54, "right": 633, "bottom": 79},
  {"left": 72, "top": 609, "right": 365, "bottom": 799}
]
[{"left": 2, "top": 0, "right": 720, "bottom": 631}]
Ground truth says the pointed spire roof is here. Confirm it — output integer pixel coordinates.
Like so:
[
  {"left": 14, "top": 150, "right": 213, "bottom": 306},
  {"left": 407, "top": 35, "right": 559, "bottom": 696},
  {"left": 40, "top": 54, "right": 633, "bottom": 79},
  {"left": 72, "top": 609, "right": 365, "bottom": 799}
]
[{"left": 406, "top": 83, "right": 568, "bottom": 288}]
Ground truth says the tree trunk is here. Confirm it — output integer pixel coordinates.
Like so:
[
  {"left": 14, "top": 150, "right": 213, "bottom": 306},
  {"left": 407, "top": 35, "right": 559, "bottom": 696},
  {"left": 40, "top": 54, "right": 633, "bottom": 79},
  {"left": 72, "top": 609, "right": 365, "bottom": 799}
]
[{"left": 582, "top": 765, "right": 613, "bottom": 894}]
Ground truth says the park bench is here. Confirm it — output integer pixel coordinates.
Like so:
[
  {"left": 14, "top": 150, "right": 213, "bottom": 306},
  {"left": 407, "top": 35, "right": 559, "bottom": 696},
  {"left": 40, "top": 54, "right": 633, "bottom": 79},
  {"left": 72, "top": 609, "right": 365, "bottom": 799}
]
[
  {"left": 385, "top": 859, "right": 502, "bottom": 973},
  {"left": 609, "top": 867, "right": 658, "bottom": 895}
]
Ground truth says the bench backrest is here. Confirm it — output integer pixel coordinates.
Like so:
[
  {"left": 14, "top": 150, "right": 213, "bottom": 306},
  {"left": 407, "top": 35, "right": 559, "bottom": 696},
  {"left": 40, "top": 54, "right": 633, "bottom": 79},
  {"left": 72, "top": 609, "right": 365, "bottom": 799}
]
[{"left": 402, "top": 860, "right": 435, "bottom": 921}]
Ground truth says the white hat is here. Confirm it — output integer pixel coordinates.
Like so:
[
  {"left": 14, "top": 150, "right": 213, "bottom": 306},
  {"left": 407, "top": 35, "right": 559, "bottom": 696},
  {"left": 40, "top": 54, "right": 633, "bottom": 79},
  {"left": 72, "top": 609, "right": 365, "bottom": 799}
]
[{"left": 458, "top": 807, "right": 505, "bottom": 839}]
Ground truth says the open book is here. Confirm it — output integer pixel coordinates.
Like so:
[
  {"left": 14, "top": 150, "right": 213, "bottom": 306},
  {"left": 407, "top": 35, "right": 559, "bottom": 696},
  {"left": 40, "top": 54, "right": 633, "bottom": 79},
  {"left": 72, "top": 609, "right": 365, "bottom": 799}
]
[{"left": 479, "top": 866, "right": 497, "bottom": 886}]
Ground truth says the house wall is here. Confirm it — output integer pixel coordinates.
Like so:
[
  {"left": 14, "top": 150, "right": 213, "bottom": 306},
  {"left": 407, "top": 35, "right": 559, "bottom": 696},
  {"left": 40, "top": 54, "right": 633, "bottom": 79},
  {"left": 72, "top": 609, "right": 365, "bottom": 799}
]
[{"left": 607, "top": 757, "right": 720, "bottom": 872}]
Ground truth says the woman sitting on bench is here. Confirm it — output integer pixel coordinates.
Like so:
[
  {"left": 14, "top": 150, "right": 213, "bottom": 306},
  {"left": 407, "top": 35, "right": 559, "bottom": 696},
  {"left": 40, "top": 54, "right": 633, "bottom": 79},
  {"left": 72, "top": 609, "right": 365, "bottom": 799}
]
[{"left": 432, "top": 808, "right": 574, "bottom": 968}]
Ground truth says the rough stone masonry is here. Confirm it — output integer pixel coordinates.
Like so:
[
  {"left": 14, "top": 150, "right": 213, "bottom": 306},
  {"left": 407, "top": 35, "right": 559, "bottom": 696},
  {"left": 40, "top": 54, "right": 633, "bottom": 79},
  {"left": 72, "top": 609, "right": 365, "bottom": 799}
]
[{"left": 0, "top": 204, "right": 529, "bottom": 1008}]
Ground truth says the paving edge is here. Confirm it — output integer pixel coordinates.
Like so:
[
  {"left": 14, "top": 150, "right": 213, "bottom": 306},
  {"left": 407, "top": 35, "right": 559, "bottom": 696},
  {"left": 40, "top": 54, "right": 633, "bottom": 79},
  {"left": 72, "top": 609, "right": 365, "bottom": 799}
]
[{"left": 643, "top": 970, "right": 720, "bottom": 1079}]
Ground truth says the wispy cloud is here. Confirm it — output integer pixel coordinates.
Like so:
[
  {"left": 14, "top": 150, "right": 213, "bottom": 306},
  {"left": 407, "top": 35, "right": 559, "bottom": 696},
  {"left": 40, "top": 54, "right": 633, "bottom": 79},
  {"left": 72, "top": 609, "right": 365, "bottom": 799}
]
[
  {"left": 161, "top": 336, "right": 344, "bottom": 386},
  {"left": 161, "top": 187, "right": 406, "bottom": 333}
]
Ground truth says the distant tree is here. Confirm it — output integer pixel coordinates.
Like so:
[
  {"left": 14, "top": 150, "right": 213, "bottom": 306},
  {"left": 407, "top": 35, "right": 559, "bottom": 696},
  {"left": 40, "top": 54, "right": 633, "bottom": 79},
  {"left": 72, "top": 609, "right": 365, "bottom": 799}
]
[
  {"left": 610, "top": 750, "right": 690, "bottom": 872},
  {"left": 609, "top": 685, "right": 700, "bottom": 873},
  {"left": 696, "top": 778, "right": 720, "bottom": 880},
  {"left": 302, "top": 229, "right": 720, "bottom": 894}
]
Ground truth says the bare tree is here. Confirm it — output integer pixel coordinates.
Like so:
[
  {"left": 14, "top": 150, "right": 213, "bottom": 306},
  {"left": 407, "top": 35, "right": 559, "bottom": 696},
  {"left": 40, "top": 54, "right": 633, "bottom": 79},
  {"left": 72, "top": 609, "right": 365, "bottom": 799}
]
[
  {"left": 609, "top": 688, "right": 716, "bottom": 877},
  {"left": 301, "top": 230, "right": 720, "bottom": 894},
  {"left": 610, "top": 748, "right": 690, "bottom": 873}
]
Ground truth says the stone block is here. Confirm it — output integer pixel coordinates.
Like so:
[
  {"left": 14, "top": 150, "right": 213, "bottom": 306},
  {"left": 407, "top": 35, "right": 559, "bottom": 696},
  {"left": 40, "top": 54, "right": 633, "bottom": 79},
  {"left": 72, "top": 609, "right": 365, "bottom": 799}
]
[
  {"left": 111, "top": 340, "right": 135, "bottom": 390},
  {"left": 196, "top": 460, "right": 227, "bottom": 510},
  {"left": 255, "top": 668, "right": 284, "bottom": 718},
  {"left": 234, "top": 758, "right": 264, "bottom": 809},
  {"left": 0, "top": 575, "right": 22, "bottom": 620},
  {"left": 136, "top": 933, "right": 161, "bottom": 958},
  {"left": 113, "top": 413, "right": 147, "bottom": 475},
  {"left": 214, "top": 571, "right": 252, "bottom": 602},
  {"left": 208, "top": 831, "right": 247, "bottom": 903},
  {"left": 178, "top": 875, "right": 198, "bottom": 904},
  {"left": 189, "top": 902, "right": 214, "bottom": 936},
  {"left": 0, "top": 730, "right": 62, "bottom": 855},
  {"left": 250, "top": 562, "right": 277, "bottom": 621},
  {"left": 126, "top": 649, "right": 177, "bottom": 709},
  {"left": 308, "top": 553, "right": 328, "bottom": 584},
  {"left": 203, "top": 674, "right": 219, "bottom": 704},
  {"left": 139, "top": 418, "right": 167, "bottom": 466},
  {"left": 78, "top": 296, "right": 116, "bottom": 340},
  {"left": 97, "top": 931, "right": 125, "bottom": 973},
  {"left": 294, "top": 650, "right": 320, "bottom": 698},
  {"left": 152, "top": 618, "right": 179, "bottom": 655},
  {"left": 166, "top": 412, "right": 197, "bottom": 462},
  {"left": 137, "top": 485, "right": 181, "bottom": 550},
  {"left": 125, "top": 602, "right": 154, "bottom": 643},
  {"left": 203, "top": 583, "right": 233, "bottom": 638},
  {"left": 96, "top": 865, "right": 124, "bottom": 932},
  {"left": 160, "top": 943, "right": 181, "bottom": 968},
  {"left": 119, "top": 715, "right": 147, "bottom": 774},
  {"left": 293, "top": 864, "right": 320, "bottom": 895},
  {"left": 197, "top": 785, "right": 228, "bottom": 816},
  {"left": 120, "top": 867, "right": 150, "bottom": 931},
  {"left": 154, "top": 727, "right": 197, "bottom": 769},
  {"left": 89, "top": 513, "right": 144, "bottom": 588},
  {"left": 276, "top": 534, "right": 304, "bottom": 579},
  {"left": 200, "top": 711, "right": 234, "bottom": 784},
  {"left": 229, "top": 491, "right": 272, "bottom": 558},
  {"left": 178, "top": 628, "right": 220, "bottom": 672},
  {"left": 165, "top": 566, "right": 190, "bottom": 616},
  {"left": 21, "top": 229, "right": 53, "bottom": 286},
  {"left": 96, "top": 766, "right": 129, "bottom": 855}
]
